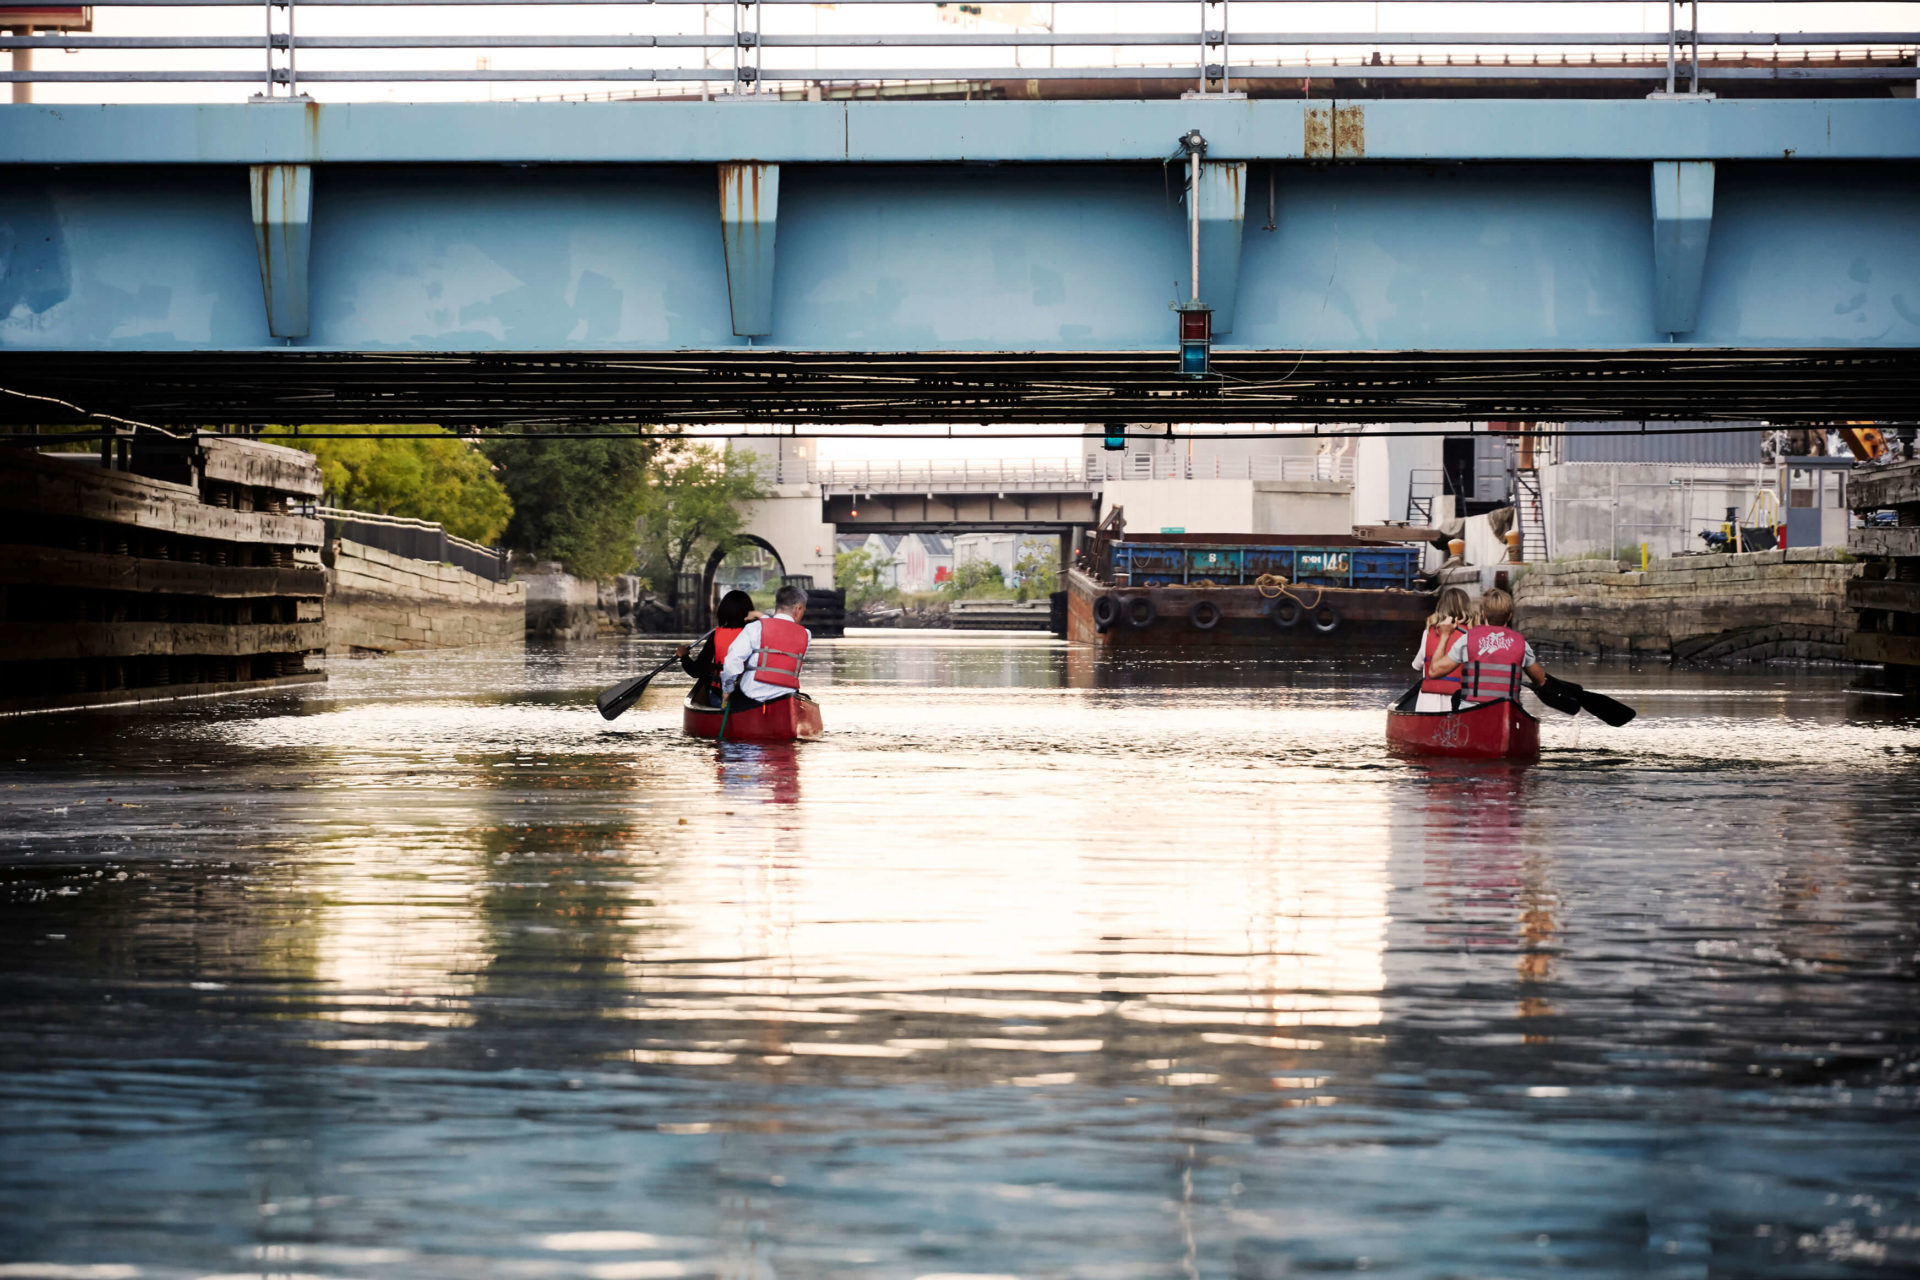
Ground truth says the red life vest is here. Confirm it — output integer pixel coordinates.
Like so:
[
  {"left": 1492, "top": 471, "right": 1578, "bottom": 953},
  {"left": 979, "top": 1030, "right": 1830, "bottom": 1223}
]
[
  {"left": 1418, "top": 625, "right": 1463, "bottom": 696},
  {"left": 746, "top": 615, "right": 809, "bottom": 691},
  {"left": 1459, "top": 624, "right": 1527, "bottom": 703},
  {"left": 710, "top": 625, "right": 745, "bottom": 693}
]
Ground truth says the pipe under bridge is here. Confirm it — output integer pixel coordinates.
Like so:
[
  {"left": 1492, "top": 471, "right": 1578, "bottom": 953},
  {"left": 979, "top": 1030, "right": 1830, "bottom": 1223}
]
[{"left": 3, "top": 95, "right": 1919, "bottom": 426}]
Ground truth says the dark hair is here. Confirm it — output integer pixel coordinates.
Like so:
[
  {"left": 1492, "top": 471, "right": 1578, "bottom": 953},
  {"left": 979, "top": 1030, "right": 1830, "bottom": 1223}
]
[
  {"left": 716, "top": 590, "right": 755, "bottom": 628},
  {"left": 774, "top": 584, "right": 807, "bottom": 612}
]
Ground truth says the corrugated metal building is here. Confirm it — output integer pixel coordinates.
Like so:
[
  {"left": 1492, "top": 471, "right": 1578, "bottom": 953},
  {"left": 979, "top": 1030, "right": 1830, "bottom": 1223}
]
[{"left": 1559, "top": 422, "right": 1765, "bottom": 466}]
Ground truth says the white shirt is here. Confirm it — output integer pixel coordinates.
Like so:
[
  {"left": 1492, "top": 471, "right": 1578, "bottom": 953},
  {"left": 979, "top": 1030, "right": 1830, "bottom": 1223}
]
[{"left": 721, "top": 613, "right": 811, "bottom": 702}]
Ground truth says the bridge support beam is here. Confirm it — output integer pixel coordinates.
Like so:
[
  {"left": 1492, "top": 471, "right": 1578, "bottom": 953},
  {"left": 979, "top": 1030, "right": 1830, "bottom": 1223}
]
[
  {"left": 1651, "top": 160, "right": 1714, "bottom": 337},
  {"left": 1196, "top": 160, "right": 1246, "bottom": 335},
  {"left": 719, "top": 162, "right": 779, "bottom": 338},
  {"left": 248, "top": 163, "right": 311, "bottom": 340}
]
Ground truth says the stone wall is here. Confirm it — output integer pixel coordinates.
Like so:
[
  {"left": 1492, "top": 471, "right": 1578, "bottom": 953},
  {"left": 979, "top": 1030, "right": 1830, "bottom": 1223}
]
[
  {"left": 1515, "top": 548, "right": 1859, "bottom": 663},
  {"left": 325, "top": 538, "right": 525, "bottom": 654}
]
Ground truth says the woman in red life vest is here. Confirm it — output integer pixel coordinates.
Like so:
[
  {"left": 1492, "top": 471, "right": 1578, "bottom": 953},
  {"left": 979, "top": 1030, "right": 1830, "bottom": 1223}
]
[
  {"left": 721, "top": 583, "right": 811, "bottom": 708},
  {"left": 1413, "top": 586, "right": 1476, "bottom": 713},
  {"left": 678, "top": 589, "right": 759, "bottom": 708},
  {"left": 1426, "top": 587, "right": 1550, "bottom": 705}
]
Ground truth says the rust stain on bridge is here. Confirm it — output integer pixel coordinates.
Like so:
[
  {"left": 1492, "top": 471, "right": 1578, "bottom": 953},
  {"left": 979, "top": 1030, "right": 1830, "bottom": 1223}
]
[{"left": 1305, "top": 104, "right": 1366, "bottom": 159}]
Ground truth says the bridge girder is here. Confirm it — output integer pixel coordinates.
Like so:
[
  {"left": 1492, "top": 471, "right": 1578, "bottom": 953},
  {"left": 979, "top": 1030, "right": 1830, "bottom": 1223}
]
[{"left": 2, "top": 99, "right": 1917, "bottom": 426}]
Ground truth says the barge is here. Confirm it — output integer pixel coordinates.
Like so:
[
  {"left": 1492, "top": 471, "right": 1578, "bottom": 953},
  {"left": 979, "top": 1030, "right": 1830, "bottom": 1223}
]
[{"left": 1067, "top": 534, "right": 1434, "bottom": 649}]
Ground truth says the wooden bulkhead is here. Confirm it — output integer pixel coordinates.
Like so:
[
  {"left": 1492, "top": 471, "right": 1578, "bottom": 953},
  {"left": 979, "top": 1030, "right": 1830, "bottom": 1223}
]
[{"left": 0, "top": 430, "right": 327, "bottom": 714}]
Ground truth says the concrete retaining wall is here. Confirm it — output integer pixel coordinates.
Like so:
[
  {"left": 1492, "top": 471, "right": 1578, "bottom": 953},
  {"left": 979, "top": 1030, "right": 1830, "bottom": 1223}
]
[
  {"left": 1515, "top": 548, "right": 1859, "bottom": 663},
  {"left": 326, "top": 538, "right": 525, "bottom": 654}
]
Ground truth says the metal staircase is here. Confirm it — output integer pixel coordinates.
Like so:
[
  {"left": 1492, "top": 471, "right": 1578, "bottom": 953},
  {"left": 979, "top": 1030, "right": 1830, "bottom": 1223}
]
[
  {"left": 1515, "top": 467, "right": 1548, "bottom": 562},
  {"left": 1406, "top": 469, "right": 1447, "bottom": 524}
]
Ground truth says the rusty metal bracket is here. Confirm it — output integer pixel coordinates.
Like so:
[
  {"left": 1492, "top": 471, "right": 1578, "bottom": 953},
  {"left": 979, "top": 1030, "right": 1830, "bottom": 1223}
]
[
  {"left": 1651, "top": 159, "right": 1715, "bottom": 335},
  {"left": 1195, "top": 159, "right": 1245, "bottom": 334},
  {"left": 249, "top": 162, "right": 311, "bottom": 340},
  {"left": 719, "top": 161, "right": 778, "bottom": 337}
]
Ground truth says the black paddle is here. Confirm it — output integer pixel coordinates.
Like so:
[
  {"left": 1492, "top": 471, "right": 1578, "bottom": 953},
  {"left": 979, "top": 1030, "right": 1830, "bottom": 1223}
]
[
  {"left": 596, "top": 651, "right": 685, "bottom": 722},
  {"left": 1539, "top": 673, "right": 1636, "bottom": 727}
]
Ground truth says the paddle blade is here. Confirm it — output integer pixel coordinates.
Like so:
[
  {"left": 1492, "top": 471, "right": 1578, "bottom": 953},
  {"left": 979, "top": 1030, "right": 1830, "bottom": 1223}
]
[
  {"left": 1534, "top": 675, "right": 1585, "bottom": 717},
  {"left": 596, "top": 673, "right": 653, "bottom": 721},
  {"left": 1577, "top": 688, "right": 1637, "bottom": 727}
]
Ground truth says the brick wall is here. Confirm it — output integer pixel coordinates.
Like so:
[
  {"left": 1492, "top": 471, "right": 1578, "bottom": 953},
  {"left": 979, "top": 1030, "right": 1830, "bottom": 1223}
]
[
  {"left": 325, "top": 539, "right": 525, "bottom": 654},
  {"left": 1515, "top": 548, "right": 1859, "bottom": 663}
]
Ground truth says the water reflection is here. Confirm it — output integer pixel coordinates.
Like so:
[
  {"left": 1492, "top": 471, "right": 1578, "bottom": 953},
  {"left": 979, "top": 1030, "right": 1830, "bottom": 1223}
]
[{"left": 0, "top": 635, "right": 1917, "bottom": 1277}]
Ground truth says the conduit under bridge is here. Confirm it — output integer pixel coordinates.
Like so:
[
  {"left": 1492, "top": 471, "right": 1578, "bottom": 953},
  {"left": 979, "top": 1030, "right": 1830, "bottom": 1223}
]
[{"left": 2, "top": 98, "right": 1919, "bottom": 425}]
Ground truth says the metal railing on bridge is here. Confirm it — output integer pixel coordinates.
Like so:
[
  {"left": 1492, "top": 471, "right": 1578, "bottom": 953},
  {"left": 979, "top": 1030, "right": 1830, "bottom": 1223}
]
[
  {"left": 3, "top": 0, "right": 1916, "bottom": 101},
  {"left": 809, "top": 457, "right": 1088, "bottom": 493},
  {"left": 1083, "top": 452, "right": 1356, "bottom": 483},
  {"left": 800, "top": 453, "right": 1355, "bottom": 490},
  {"left": 313, "top": 504, "right": 513, "bottom": 582}
]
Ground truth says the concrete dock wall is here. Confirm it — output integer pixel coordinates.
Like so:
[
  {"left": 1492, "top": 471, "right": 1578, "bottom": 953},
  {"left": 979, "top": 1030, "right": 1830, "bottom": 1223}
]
[
  {"left": 325, "top": 539, "right": 525, "bottom": 654},
  {"left": 1515, "top": 548, "right": 1859, "bottom": 663}
]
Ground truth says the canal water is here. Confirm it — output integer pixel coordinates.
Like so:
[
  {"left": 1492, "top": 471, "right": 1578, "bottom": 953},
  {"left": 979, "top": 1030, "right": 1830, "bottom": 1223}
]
[{"left": 2, "top": 635, "right": 1918, "bottom": 1279}]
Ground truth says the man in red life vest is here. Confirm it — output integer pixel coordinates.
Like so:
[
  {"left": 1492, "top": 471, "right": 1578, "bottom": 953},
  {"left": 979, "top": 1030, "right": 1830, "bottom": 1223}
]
[
  {"left": 720, "top": 583, "right": 811, "bottom": 709},
  {"left": 1425, "top": 587, "right": 1549, "bottom": 706}
]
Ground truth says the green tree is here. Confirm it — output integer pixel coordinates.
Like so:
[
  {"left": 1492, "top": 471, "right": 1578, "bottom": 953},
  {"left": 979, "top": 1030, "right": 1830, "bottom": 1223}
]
[
  {"left": 483, "top": 434, "right": 656, "bottom": 581},
  {"left": 1012, "top": 541, "right": 1060, "bottom": 602},
  {"left": 292, "top": 424, "right": 512, "bottom": 544},
  {"left": 834, "top": 547, "right": 893, "bottom": 610},
  {"left": 636, "top": 444, "right": 768, "bottom": 607},
  {"left": 940, "top": 559, "right": 1008, "bottom": 600}
]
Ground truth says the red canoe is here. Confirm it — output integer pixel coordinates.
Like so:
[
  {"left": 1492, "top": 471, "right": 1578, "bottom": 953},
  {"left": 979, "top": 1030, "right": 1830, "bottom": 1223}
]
[
  {"left": 682, "top": 693, "right": 824, "bottom": 742},
  {"left": 1386, "top": 697, "right": 1540, "bottom": 761}
]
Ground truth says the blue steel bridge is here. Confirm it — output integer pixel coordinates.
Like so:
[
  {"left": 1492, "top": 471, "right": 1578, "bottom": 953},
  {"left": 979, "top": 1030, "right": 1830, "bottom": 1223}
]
[{"left": 0, "top": 0, "right": 1917, "bottom": 428}]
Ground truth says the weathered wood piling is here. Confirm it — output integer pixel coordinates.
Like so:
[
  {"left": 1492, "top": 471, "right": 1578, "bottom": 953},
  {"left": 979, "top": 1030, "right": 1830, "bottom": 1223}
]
[{"left": 0, "top": 431, "right": 327, "bottom": 714}]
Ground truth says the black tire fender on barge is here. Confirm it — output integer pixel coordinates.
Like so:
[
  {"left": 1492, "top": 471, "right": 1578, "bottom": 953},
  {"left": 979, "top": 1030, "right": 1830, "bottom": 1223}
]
[
  {"left": 1311, "top": 605, "right": 1340, "bottom": 634},
  {"left": 1092, "top": 594, "right": 1121, "bottom": 632},
  {"left": 1123, "top": 595, "right": 1158, "bottom": 629},
  {"left": 1189, "top": 599, "right": 1222, "bottom": 631},
  {"left": 1269, "top": 598, "right": 1302, "bottom": 628}
]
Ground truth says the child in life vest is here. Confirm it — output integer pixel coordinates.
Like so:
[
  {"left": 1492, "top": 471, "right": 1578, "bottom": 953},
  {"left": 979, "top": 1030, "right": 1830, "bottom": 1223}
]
[
  {"left": 1425, "top": 587, "right": 1550, "bottom": 706},
  {"left": 1412, "top": 587, "right": 1476, "bottom": 713}
]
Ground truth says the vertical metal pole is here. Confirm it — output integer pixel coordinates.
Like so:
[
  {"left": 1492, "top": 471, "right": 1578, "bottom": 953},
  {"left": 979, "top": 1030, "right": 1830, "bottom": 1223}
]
[
  {"left": 1189, "top": 148, "right": 1201, "bottom": 304},
  {"left": 1689, "top": 0, "right": 1699, "bottom": 92},
  {"left": 265, "top": 0, "right": 274, "bottom": 95},
  {"left": 1221, "top": 0, "right": 1230, "bottom": 95},
  {"left": 1196, "top": 0, "right": 1205, "bottom": 94},
  {"left": 287, "top": 0, "right": 297, "bottom": 96},
  {"left": 1665, "top": 0, "right": 1676, "bottom": 93},
  {"left": 9, "top": 26, "right": 31, "bottom": 105}
]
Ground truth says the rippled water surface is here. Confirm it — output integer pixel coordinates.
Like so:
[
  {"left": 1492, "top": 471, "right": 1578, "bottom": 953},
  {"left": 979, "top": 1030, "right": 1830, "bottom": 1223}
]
[{"left": 3, "top": 635, "right": 1919, "bottom": 1279}]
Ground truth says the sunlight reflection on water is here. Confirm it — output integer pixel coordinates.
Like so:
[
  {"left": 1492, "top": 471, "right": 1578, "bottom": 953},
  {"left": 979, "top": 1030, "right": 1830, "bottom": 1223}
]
[{"left": 1, "top": 635, "right": 1918, "bottom": 1279}]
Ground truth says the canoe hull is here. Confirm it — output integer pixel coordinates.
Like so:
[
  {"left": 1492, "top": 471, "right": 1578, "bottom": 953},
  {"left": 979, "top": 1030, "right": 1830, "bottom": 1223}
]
[
  {"left": 683, "top": 694, "right": 823, "bottom": 743},
  {"left": 1386, "top": 698, "right": 1540, "bottom": 761}
]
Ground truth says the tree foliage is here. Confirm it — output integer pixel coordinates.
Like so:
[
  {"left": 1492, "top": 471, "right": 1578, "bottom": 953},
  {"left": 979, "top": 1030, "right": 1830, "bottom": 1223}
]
[
  {"left": 1012, "top": 542, "right": 1060, "bottom": 602},
  {"left": 635, "top": 444, "right": 768, "bottom": 604},
  {"left": 292, "top": 424, "right": 513, "bottom": 545},
  {"left": 834, "top": 547, "right": 893, "bottom": 609},
  {"left": 940, "top": 559, "right": 1008, "bottom": 599},
  {"left": 482, "top": 434, "right": 656, "bottom": 581}
]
